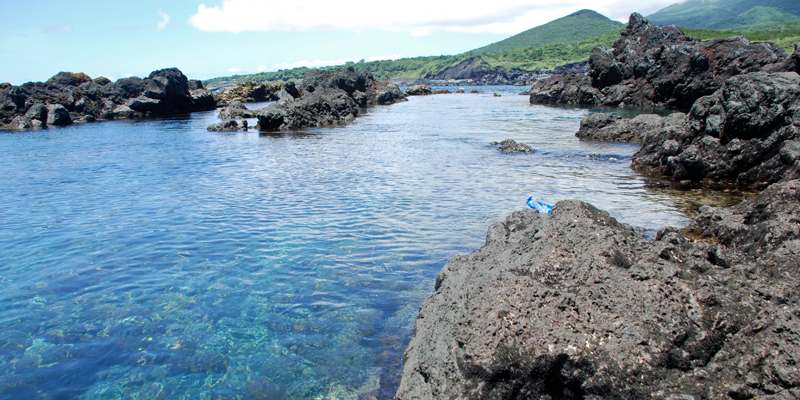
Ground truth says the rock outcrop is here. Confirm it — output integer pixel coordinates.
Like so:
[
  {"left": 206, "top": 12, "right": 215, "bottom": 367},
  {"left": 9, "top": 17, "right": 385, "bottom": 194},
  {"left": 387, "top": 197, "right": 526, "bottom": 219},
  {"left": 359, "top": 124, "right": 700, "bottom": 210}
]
[
  {"left": 0, "top": 68, "right": 216, "bottom": 131},
  {"left": 491, "top": 139, "right": 534, "bottom": 153},
  {"left": 218, "top": 100, "right": 255, "bottom": 119},
  {"left": 397, "top": 178, "right": 800, "bottom": 399},
  {"left": 530, "top": 13, "right": 794, "bottom": 109},
  {"left": 255, "top": 67, "right": 405, "bottom": 131},
  {"left": 626, "top": 72, "right": 800, "bottom": 188},
  {"left": 213, "top": 81, "right": 284, "bottom": 106},
  {"left": 208, "top": 120, "right": 248, "bottom": 132},
  {"left": 405, "top": 85, "right": 434, "bottom": 96},
  {"left": 398, "top": 60, "right": 590, "bottom": 87}
]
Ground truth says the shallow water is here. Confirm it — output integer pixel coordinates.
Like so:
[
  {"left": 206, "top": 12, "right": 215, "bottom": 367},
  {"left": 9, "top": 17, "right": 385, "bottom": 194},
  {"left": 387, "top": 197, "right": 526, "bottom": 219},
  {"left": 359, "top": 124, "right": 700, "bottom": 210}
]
[{"left": 0, "top": 87, "right": 724, "bottom": 399}]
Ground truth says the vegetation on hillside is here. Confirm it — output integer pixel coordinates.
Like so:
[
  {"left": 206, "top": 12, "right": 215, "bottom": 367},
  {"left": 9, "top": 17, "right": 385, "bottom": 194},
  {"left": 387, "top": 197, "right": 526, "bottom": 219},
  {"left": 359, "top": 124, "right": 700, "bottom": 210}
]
[
  {"left": 647, "top": 0, "right": 800, "bottom": 30},
  {"left": 202, "top": 7, "right": 800, "bottom": 89},
  {"left": 203, "top": 27, "right": 624, "bottom": 88},
  {"left": 467, "top": 9, "right": 624, "bottom": 55}
]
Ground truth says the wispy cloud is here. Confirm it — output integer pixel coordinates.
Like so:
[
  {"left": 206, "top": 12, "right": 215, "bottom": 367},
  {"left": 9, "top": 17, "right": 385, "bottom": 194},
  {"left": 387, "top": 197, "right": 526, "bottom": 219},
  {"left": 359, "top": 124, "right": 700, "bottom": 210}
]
[
  {"left": 157, "top": 11, "right": 171, "bottom": 31},
  {"left": 43, "top": 25, "right": 73, "bottom": 35},
  {"left": 188, "top": 0, "right": 675, "bottom": 35},
  {"left": 228, "top": 67, "right": 242, "bottom": 73}
]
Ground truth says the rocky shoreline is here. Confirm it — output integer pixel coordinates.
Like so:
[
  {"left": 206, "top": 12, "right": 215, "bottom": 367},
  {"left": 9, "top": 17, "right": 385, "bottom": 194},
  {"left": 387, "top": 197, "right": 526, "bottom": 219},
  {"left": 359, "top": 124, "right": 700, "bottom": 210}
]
[
  {"left": 397, "top": 13, "right": 800, "bottom": 399},
  {"left": 210, "top": 67, "right": 406, "bottom": 132},
  {"left": 393, "top": 58, "right": 589, "bottom": 87},
  {"left": 0, "top": 68, "right": 216, "bottom": 130}
]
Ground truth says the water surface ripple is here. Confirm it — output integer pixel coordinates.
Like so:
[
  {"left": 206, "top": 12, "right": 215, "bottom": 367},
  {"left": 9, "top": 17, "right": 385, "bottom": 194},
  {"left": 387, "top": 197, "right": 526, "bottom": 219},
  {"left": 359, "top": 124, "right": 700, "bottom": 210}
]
[{"left": 2, "top": 87, "right": 695, "bottom": 399}]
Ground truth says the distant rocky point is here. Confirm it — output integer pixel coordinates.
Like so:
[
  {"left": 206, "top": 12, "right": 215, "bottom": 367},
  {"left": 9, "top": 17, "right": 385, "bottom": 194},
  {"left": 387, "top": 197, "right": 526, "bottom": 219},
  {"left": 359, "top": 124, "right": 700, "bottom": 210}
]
[
  {"left": 254, "top": 67, "right": 406, "bottom": 131},
  {"left": 396, "top": 58, "right": 589, "bottom": 87},
  {"left": 0, "top": 68, "right": 216, "bottom": 131}
]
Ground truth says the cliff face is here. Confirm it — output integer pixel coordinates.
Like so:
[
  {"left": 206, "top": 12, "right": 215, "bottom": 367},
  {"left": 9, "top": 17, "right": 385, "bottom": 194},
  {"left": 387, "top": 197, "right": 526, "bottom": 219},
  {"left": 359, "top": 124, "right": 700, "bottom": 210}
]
[{"left": 397, "top": 180, "right": 800, "bottom": 399}]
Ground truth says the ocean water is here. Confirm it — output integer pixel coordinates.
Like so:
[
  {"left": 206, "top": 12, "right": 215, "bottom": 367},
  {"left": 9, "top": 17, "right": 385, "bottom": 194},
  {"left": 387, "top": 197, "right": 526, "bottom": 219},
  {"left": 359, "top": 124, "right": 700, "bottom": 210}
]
[{"left": 0, "top": 87, "right": 722, "bottom": 399}]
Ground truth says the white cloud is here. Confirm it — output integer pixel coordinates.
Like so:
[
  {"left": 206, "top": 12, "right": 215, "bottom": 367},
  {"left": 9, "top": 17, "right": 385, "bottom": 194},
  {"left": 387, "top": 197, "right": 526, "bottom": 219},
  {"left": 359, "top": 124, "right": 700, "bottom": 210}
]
[
  {"left": 256, "top": 65, "right": 267, "bottom": 72},
  {"left": 157, "top": 11, "right": 171, "bottom": 31},
  {"left": 188, "top": 0, "right": 676, "bottom": 35},
  {"left": 228, "top": 67, "right": 242, "bottom": 73},
  {"left": 270, "top": 55, "right": 404, "bottom": 71}
]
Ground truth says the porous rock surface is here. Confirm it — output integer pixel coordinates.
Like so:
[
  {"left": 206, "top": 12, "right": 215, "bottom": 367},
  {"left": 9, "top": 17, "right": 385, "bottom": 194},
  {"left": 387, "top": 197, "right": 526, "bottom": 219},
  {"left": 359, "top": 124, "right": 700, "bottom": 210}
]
[
  {"left": 213, "top": 81, "right": 285, "bottom": 106},
  {"left": 628, "top": 71, "right": 800, "bottom": 188},
  {"left": 397, "top": 178, "right": 800, "bottom": 399},
  {"left": 255, "top": 67, "right": 406, "bottom": 131},
  {"left": 1, "top": 68, "right": 216, "bottom": 130},
  {"left": 530, "top": 13, "right": 794, "bottom": 109}
]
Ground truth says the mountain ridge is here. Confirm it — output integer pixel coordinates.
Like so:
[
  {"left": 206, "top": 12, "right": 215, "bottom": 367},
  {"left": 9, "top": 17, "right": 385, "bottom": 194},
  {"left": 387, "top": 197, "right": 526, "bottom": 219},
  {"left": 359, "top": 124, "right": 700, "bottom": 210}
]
[{"left": 467, "top": 9, "right": 624, "bottom": 55}]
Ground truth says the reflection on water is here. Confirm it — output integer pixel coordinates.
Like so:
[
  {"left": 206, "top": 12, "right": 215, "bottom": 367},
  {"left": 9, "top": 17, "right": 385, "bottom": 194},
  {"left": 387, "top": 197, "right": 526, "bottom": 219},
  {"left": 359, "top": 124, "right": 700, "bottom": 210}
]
[{"left": 0, "top": 86, "right": 743, "bottom": 399}]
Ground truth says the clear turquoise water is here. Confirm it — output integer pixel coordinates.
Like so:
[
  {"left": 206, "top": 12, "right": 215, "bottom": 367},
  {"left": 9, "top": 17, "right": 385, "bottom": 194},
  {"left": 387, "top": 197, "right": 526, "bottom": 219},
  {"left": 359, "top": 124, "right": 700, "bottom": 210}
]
[{"left": 0, "top": 87, "right": 692, "bottom": 399}]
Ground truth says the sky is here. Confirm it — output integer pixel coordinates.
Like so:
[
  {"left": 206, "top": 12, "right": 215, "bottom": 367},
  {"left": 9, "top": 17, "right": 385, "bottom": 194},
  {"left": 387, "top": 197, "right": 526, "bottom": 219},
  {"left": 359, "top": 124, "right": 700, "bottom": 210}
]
[{"left": 0, "top": 0, "right": 677, "bottom": 85}]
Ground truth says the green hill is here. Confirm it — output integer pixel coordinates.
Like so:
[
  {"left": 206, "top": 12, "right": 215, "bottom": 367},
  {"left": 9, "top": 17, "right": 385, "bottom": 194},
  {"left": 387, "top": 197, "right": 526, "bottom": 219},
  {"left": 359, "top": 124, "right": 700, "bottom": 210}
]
[
  {"left": 647, "top": 0, "right": 800, "bottom": 30},
  {"left": 467, "top": 9, "right": 624, "bottom": 55},
  {"left": 204, "top": 10, "right": 625, "bottom": 88}
]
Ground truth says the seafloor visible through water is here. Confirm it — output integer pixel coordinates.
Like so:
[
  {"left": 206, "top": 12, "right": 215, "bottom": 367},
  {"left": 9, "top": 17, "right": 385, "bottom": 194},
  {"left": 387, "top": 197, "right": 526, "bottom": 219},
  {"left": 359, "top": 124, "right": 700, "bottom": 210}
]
[{"left": 0, "top": 86, "right": 750, "bottom": 399}]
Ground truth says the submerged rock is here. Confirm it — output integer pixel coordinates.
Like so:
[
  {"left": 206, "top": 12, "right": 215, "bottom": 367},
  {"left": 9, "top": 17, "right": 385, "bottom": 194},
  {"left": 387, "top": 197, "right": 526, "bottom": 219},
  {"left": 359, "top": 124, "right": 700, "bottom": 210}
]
[
  {"left": 208, "top": 120, "right": 247, "bottom": 132},
  {"left": 530, "top": 13, "right": 794, "bottom": 109},
  {"left": 405, "top": 85, "right": 434, "bottom": 96},
  {"left": 218, "top": 100, "right": 254, "bottom": 119},
  {"left": 491, "top": 139, "right": 534, "bottom": 153},
  {"left": 397, "top": 178, "right": 800, "bottom": 399}
]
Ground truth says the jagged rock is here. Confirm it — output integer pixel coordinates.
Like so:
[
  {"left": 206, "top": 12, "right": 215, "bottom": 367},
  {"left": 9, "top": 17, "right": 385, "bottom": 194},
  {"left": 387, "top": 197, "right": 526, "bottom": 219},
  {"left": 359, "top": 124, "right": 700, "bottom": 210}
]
[
  {"left": 46, "top": 72, "right": 92, "bottom": 87},
  {"left": 530, "top": 13, "right": 793, "bottom": 109},
  {"left": 631, "top": 72, "right": 800, "bottom": 188},
  {"left": 190, "top": 89, "right": 216, "bottom": 111},
  {"left": 367, "top": 81, "right": 406, "bottom": 105},
  {"left": 1, "top": 67, "right": 216, "bottom": 129},
  {"left": 207, "top": 120, "right": 247, "bottom": 132},
  {"left": 214, "top": 81, "right": 283, "bottom": 105},
  {"left": 255, "top": 67, "right": 405, "bottom": 131},
  {"left": 46, "top": 104, "right": 71, "bottom": 126},
  {"left": 405, "top": 85, "right": 434, "bottom": 96},
  {"left": 257, "top": 87, "right": 358, "bottom": 130},
  {"left": 398, "top": 178, "right": 800, "bottom": 399},
  {"left": 187, "top": 79, "right": 205, "bottom": 90},
  {"left": 529, "top": 74, "right": 601, "bottom": 105},
  {"left": 93, "top": 76, "right": 111, "bottom": 86},
  {"left": 101, "top": 77, "right": 147, "bottom": 100},
  {"left": 491, "top": 139, "right": 534, "bottom": 153},
  {"left": 218, "top": 100, "right": 254, "bottom": 119}
]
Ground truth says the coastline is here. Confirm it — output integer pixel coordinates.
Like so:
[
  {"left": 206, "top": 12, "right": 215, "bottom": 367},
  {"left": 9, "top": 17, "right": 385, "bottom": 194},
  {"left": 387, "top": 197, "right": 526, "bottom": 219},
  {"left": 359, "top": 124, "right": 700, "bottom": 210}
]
[{"left": 396, "top": 13, "right": 800, "bottom": 399}]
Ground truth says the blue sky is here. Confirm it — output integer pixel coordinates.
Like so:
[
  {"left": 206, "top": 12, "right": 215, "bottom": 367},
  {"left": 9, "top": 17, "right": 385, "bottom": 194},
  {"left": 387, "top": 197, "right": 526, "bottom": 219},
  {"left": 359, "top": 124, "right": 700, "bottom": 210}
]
[{"left": 0, "top": 0, "right": 676, "bottom": 85}]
